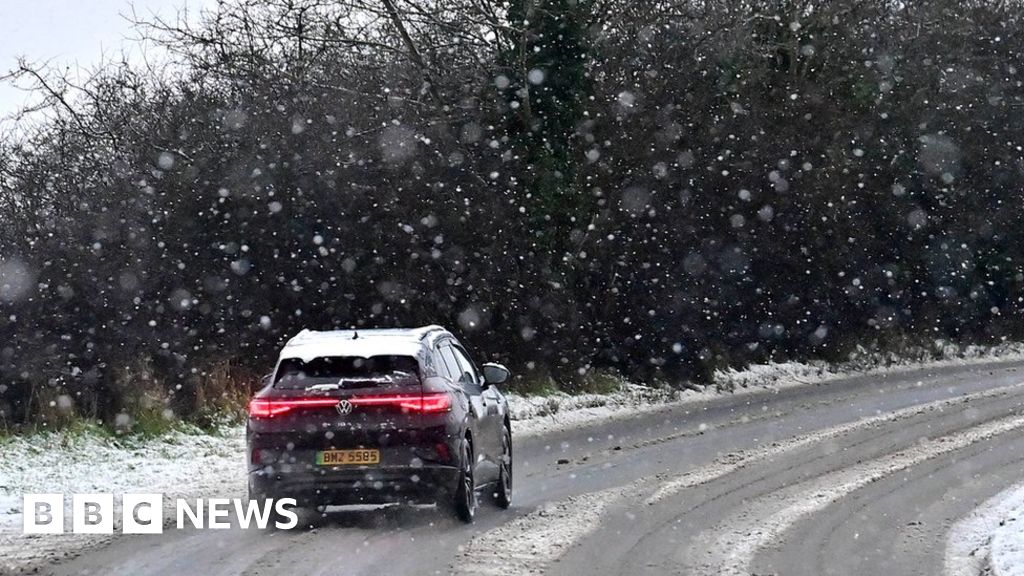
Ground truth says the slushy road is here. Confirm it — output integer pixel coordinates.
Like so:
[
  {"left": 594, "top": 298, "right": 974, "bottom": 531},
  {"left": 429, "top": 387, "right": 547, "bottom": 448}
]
[{"left": 46, "top": 360, "right": 1024, "bottom": 576}]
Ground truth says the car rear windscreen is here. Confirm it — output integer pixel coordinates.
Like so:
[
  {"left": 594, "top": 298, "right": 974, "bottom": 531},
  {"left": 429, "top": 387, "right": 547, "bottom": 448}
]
[{"left": 273, "top": 355, "right": 420, "bottom": 390}]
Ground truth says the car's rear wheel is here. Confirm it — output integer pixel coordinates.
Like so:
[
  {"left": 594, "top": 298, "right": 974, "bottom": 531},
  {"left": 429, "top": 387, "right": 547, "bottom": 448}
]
[
  {"left": 452, "top": 440, "right": 477, "bottom": 522},
  {"left": 494, "top": 424, "right": 512, "bottom": 509}
]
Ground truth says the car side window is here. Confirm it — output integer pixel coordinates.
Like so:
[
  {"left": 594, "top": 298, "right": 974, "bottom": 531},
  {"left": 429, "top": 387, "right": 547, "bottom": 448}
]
[
  {"left": 437, "top": 345, "right": 461, "bottom": 382},
  {"left": 449, "top": 345, "right": 482, "bottom": 390}
]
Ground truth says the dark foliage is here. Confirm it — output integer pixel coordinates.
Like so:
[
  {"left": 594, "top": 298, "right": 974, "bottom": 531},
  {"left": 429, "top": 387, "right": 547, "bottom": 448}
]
[{"left": 1, "top": 0, "right": 1023, "bottom": 428}]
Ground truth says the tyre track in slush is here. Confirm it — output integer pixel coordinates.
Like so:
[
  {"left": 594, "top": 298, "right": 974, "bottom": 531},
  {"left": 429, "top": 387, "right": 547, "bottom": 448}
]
[{"left": 546, "top": 377, "right": 1024, "bottom": 576}]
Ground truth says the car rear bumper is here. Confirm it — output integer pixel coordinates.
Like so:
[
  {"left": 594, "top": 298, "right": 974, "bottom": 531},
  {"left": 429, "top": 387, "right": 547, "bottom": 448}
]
[{"left": 248, "top": 465, "right": 460, "bottom": 506}]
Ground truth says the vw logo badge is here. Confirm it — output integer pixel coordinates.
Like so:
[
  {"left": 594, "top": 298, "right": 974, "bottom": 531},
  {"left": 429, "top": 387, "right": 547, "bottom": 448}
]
[{"left": 335, "top": 399, "right": 353, "bottom": 415}]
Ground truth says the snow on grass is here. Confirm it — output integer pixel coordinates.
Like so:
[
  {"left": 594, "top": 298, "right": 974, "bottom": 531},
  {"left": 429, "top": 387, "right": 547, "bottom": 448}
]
[
  {"left": 506, "top": 382, "right": 679, "bottom": 437},
  {"left": 992, "top": 512, "right": 1024, "bottom": 576},
  {"left": 0, "top": 425, "right": 246, "bottom": 571},
  {"left": 716, "top": 339, "right": 1024, "bottom": 392},
  {"left": 508, "top": 339, "right": 1024, "bottom": 438},
  {"left": 945, "top": 482, "right": 1024, "bottom": 576}
]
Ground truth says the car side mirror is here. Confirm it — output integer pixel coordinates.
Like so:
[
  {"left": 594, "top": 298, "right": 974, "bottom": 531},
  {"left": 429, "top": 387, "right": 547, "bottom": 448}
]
[
  {"left": 481, "top": 363, "right": 510, "bottom": 386},
  {"left": 259, "top": 373, "right": 273, "bottom": 388}
]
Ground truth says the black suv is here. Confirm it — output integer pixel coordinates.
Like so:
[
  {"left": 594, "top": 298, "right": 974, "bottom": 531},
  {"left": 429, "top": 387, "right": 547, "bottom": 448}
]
[{"left": 246, "top": 326, "right": 512, "bottom": 522}]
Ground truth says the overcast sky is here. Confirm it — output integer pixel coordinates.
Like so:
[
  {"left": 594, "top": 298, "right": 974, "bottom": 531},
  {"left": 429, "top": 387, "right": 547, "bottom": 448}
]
[{"left": 0, "top": 0, "right": 210, "bottom": 125}]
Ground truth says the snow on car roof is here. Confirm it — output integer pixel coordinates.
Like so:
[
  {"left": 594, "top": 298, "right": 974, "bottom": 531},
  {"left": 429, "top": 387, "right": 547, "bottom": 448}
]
[{"left": 278, "top": 326, "right": 446, "bottom": 362}]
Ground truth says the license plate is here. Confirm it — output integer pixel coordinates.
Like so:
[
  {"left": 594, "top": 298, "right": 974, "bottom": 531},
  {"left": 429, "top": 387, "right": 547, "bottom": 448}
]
[{"left": 316, "top": 449, "right": 380, "bottom": 466}]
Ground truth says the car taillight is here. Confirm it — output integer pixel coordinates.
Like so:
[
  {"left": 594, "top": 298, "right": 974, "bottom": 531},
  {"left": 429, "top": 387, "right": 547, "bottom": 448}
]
[
  {"left": 247, "top": 397, "right": 339, "bottom": 418},
  {"left": 348, "top": 393, "right": 452, "bottom": 414},
  {"left": 247, "top": 393, "right": 452, "bottom": 418}
]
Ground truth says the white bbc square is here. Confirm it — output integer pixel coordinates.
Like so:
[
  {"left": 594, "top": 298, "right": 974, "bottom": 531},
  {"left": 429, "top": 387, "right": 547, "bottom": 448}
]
[
  {"left": 122, "top": 494, "right": 163, "bottom": 534},
  {"left": 22, "top": 494, "right": 64, "bottom": 534},
  {"left": 72, "top": 494, "right": 114, "bottom": 534}
]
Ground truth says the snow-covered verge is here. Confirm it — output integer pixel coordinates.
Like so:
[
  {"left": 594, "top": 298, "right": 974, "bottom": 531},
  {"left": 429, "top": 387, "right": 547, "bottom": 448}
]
[
  {"left": 506, "top": 383, "right": 679, "bottom": 437},
  {"left": 507, "top": 339, "right": 1024, "bottom": 438},
  {"left": 0, "top": 427, "right": 246, "bottom": 571},
  {"left": 946, "top": 482, "right": 1024, "bottom": 576},
  {"left": 715, "top": 339, "right": 1024, "bottom": 390},
  {"left": 991, "top": 510, "right": 1024, "bottom": 576}
]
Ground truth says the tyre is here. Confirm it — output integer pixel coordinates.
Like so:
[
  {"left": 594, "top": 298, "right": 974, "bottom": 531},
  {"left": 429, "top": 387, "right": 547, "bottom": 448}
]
[
  {"left": 494, "top": 423, "right": 512, "bottom": 509},
  {"left": 452, "top": 440, "right": 477, "bottom": 522}
]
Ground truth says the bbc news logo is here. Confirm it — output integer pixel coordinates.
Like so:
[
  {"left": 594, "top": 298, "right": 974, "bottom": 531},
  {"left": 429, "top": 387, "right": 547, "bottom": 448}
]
[{"left": 23, "top": 494, "right": 299, "bottom": 534}]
